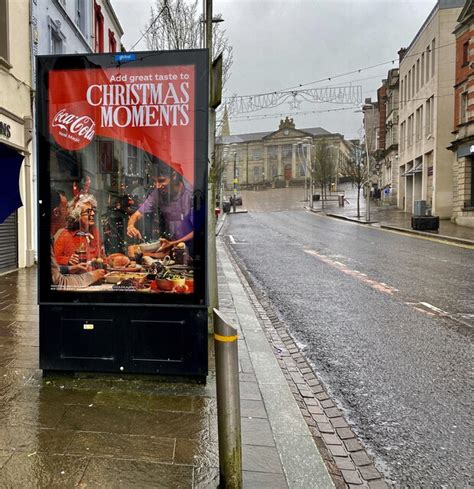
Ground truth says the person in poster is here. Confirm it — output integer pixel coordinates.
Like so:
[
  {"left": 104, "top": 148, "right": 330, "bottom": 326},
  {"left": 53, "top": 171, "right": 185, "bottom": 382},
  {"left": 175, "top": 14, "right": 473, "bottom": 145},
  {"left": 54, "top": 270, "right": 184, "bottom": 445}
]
[
  {"left": 126, "top": 160, "right": 194, "bottom": 253},
  {"left": 50, "top": 189, "right": 106, "bottom": 289}
]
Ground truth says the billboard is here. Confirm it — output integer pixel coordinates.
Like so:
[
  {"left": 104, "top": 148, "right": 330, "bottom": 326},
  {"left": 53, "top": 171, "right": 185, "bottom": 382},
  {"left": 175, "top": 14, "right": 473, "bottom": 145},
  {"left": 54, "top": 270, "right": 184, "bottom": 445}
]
[{"left": 37, "top": 51, "right": 208, "bottom": 306}]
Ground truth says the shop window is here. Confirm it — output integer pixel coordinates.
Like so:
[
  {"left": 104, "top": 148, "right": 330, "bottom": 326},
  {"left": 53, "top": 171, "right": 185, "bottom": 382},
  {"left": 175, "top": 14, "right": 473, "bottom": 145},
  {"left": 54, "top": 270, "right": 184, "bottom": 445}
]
[
  {"left": 460, "top": 92, "right": 468, "bottom": 124},
  {"left": 127, "top": 144, "right": 139, "bottom": 176},
  {"left": 469, "top": 158, "right": 474, "bottom": 207}
]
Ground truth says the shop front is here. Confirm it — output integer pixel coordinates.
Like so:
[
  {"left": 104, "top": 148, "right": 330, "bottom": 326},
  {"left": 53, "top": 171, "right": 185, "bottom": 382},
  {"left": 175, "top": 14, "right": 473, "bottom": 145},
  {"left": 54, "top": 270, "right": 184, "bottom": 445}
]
[
  {"left": 36, "top": 51, "right": 209, "bottom": 377},
  {"left": 0, "top": 109, "right": 33, "bottom": 274}
]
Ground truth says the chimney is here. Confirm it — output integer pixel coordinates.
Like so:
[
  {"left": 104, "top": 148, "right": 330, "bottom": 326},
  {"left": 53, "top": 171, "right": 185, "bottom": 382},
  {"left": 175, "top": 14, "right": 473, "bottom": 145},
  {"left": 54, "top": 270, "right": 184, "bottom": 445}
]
[{"left": 398, "top": 48, "right": 407, "bottom": 63}]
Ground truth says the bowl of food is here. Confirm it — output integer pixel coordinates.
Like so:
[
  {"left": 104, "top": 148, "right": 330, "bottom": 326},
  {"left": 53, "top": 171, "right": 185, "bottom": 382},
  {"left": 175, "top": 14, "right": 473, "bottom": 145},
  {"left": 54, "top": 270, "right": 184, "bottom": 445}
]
[
  {"left": 171, "top": 276, "right": 185, "bottom": 288},
  {"left": 139, "top": 241, "right": 161, "bottom": 252},
  {"left": 156, "top": 278, "right": 174, "bottom": 291}
]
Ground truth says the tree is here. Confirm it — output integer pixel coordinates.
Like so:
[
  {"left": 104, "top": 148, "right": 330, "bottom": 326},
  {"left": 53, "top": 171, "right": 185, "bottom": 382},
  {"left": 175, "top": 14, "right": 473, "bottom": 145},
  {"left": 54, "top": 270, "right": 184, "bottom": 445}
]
[
  {"left": 311, "top": 139, "right": 337, "bottom": 210},
  {"left": 144, "top": 0, "right": 233, "bottom": 87},
  {"left": 341, "top": 143, "right": 368, "bottom": 219}
]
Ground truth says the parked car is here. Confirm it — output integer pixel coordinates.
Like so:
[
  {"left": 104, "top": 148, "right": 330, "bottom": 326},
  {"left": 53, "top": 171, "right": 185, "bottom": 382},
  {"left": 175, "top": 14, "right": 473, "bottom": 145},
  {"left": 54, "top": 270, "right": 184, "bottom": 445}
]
[{"left": 222, "top": 196, "right": 231, "bottom": 213}]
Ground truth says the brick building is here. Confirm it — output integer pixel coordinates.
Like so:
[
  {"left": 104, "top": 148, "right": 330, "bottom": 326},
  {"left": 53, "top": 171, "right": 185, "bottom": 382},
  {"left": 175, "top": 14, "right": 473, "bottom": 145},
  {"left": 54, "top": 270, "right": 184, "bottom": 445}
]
[{"left": 449, "top": 0, "right": 474, "bottom": 227}]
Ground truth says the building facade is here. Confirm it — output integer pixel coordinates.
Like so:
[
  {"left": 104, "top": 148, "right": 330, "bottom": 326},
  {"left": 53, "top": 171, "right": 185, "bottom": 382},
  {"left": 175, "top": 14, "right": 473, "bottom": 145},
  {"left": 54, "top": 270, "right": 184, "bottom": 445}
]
[
  {"left": 449, "top": 0, "right": 474, "bottom": 227},
  {"left": 397, "top": 0, "right": 464, "bottom": 218},
  {"left": 0, "top": 0, "right": 35, "bottom": 273},
  {"left": 0, "top": 0, "right": 124, "bottom": 276},
  {"left": 216, "top": 118, "right": 350, "bottom": 191},
  {"left": 382, "top": 69, "right": 400, "bottom": 204}
]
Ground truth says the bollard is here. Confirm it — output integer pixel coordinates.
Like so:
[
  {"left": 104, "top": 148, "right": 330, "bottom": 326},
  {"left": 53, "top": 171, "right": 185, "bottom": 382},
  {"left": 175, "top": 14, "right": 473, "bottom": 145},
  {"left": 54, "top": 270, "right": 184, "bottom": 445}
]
[{"left": 213, "top": 308, "right": 242, "bottom": 489}]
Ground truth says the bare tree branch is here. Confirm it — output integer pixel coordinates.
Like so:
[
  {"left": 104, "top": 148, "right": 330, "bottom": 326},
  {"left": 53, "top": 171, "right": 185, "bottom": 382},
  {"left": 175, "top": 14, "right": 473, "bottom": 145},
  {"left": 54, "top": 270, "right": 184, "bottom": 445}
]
[{"left": 144, "top": 0, "right": 233, "bottom": 90}]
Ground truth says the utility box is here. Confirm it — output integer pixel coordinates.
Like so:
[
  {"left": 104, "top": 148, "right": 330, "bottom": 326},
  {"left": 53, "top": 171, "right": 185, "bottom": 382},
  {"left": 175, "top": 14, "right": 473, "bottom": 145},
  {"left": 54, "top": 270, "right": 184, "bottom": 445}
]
[
  {"left": 414, "top": 200, "right": 427, "bottom": 217},
  {"left": 36, "top": 50, "right": 209, "bottom": 379}
]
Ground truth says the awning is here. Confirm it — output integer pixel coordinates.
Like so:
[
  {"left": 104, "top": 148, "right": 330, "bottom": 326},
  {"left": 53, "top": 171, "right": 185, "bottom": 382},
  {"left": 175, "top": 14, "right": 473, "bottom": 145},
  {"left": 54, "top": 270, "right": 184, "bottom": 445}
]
[
  {"left": 0, "top": 142, "right": 24, "bottom": 224},
  {"left": 402, "top": 161, "right": 423, "bottom": 176}
]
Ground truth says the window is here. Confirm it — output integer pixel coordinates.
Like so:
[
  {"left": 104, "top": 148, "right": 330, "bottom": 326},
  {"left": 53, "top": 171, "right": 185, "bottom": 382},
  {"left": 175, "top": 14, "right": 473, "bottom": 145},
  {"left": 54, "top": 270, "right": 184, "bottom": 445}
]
[
  {"left": 404, "top": 75, "right": 407, "bottom": 104},
  {"left": 416, "top": 106, "right": 423, "bottom": 141},
  {"left": 299, "top": 163, "right": 306, "bottom": 177},
  {"left": 250, "top": 147, "right": 262, "bottom": 160},
  {"left": 462, "top": 41, "right": 469, "bottom": 67},
  {"left": 109, "top": 29, "right": 117, "bottom": 52},
  {"left": 271, "top": 164, "right": 278, "bottom": 178},
  {"left": 407, "top": 114, "right": 414, "bottom": 147},
  {"left": 49, "top": 18, "right": 65, "bottom": 54},
  {"left": 281, "top": 144, "right": 292, "bottom": 162},
  {"left": 460, "top": 92, "right": 468, "bottom": 124},
  {"left": 421, "top": 53, "right": 424, "bottom": 87},
  {"left": 400, "top": 121, "right": 406, "bottom": 150},
  {"left": 400, "top": 80, "right": 404, "bottom": 108},
  {"left": 411, "top": 65, "right": 415, "bottom": 96},
  {"left": 431, "top": 39, "right": 435, "bottom": 77},
  {"left": 253, "top": 166, "right": 261, "bottom": 181},
  {"left": 94, "top": 1, "right": 104, "bottom": 53},
  {"left": 76, "top": 0, "right": 86, "bottom": 35},
  {"left": 416, "top": 59, "right": 420, "bottom": 92},
  {"left": 425, "top": 97, "right": 431, "bottom": 135},
  {"left": 267, "top": 146, "right": 278, "bottom": 160},
  {"left": 0, "top": 0, "right": 9, "bottom": 64},
  {"left": 408, "top": 71, "right": 411, "bottom": 100},
  {"left": 470, "top": 158, "right": 474, "bottom": 207},
  {"left": 426, "top": 46, "right": 430, "bottom": 80},
  {"left": 127, "top": 144, "right": 139, "bottom": 176}
]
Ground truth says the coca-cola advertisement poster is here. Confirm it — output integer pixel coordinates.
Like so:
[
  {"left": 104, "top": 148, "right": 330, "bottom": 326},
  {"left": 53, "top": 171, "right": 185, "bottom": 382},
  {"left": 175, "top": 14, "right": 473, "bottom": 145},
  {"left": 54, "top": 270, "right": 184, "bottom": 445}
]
[{"left": 37, "top": 51, "right": 208, "bottom": 305}]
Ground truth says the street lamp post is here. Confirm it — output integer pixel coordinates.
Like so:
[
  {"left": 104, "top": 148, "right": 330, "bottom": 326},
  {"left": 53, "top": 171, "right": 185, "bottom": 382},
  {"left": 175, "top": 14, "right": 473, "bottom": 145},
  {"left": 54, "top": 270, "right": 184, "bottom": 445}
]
[
  {"left": 364, "top": 138, "right": 371, "bottom": 222},
  {"left": 232, "top": 150, "right": 237, "bottom": 213}
]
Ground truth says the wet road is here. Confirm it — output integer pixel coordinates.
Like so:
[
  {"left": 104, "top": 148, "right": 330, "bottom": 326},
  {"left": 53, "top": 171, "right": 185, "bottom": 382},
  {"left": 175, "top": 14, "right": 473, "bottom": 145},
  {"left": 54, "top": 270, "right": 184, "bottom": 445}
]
[{"left": 224, "top": 189, "right": 473, "bottom": 487}]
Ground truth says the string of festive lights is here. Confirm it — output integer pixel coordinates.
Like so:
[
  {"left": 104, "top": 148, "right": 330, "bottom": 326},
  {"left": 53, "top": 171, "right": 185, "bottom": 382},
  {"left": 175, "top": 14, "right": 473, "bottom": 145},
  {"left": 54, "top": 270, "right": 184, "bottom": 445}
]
[
  {"left": 226, "top": 40, "right": 457, "bottom": 100},
  {"left": 228, "top": 106, "right": 360, "bottom": 123}
]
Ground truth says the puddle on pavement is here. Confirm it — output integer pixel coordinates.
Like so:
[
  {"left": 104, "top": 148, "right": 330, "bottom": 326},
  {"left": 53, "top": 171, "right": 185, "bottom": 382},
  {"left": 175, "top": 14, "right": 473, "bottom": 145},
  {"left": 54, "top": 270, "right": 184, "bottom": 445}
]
[{"left": 0, "top": 268, "right": 219, "bottom": 487}]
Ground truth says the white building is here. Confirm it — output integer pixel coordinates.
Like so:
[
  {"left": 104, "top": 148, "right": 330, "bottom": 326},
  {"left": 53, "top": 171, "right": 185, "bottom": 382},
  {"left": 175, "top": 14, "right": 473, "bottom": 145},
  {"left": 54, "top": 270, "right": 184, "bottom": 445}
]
[
  {"left": 0, "top": 0, "right": 35, "bottom": 273},
  {"left": 397, "top": 0, "right": 465, "bottom": 218}
]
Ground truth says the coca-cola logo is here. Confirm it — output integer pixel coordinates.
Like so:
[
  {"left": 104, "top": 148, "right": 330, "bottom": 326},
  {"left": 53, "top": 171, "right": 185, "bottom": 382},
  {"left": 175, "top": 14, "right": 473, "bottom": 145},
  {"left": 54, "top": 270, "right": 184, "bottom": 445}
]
[{"left": 50, "top": 108, "right": 95, "bottom": 150}]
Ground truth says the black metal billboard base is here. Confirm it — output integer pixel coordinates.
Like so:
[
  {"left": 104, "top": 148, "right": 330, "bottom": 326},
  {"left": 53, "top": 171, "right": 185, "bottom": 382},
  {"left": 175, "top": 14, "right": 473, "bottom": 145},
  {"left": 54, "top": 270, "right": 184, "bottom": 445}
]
[{"left": 39, "top": 305, "right": 208, "bottom": 378}]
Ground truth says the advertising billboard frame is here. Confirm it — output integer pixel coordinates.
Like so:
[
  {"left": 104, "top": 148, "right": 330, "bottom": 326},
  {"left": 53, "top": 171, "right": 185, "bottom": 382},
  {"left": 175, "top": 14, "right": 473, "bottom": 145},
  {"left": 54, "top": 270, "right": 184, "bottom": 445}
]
[{"left": 36, "top": 50, "right": 209, "bottom": 378}]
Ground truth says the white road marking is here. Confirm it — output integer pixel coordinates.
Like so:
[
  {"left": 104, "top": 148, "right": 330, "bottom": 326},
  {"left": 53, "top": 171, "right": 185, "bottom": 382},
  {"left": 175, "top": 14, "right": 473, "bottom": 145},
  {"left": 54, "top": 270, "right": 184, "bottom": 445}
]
[
  {"left": 304, "top": 249, "right": 398, "bottom": 295},
  {"left": 419, "top": 302, "right": 448, "bottom": 315},
  {"left": 228, "top": 235, "right": 236, "bottom": 244}
]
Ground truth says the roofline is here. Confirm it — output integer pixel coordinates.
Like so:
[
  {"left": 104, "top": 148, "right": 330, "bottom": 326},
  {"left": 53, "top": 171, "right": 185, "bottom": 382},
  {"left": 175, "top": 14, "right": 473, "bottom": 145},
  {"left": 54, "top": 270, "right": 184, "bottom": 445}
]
[
  {"left": 402, "top": 0, "right": 465, "bottom": 62},
  {"left": 403, "top": 3, "right": 439, "bottom": 60},
  {"left": 103, "top": 0, "right": 124, "bottom": 37}
]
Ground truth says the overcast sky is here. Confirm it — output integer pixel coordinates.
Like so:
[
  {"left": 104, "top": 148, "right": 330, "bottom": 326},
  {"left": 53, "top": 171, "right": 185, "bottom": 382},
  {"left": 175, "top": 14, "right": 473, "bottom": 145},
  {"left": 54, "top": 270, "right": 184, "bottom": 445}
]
[{"left": 113, "top": 0, "right": 437, "bottom": 139}]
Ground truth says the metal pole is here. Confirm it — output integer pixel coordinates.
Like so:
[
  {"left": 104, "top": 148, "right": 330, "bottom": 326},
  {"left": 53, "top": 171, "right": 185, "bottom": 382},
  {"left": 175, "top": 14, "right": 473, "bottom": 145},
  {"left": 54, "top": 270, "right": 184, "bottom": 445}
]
[
  {"left": 365, "top": 106, "right": 373, "bottom": 222},
  {"left": 213, "top": 309, "right": 242, "bottom": 489},
  {"left": 365, "top": 138, "right": 371, "bottom": 222},
  {"left": 206, "top": 0, "right": 219, "bottom": 326},
  {"left": 307, "top": 144, "right": 313, "bottom": 209},
  {"left": 233, "top": 151, "right": 237, "bottom": 213}
]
